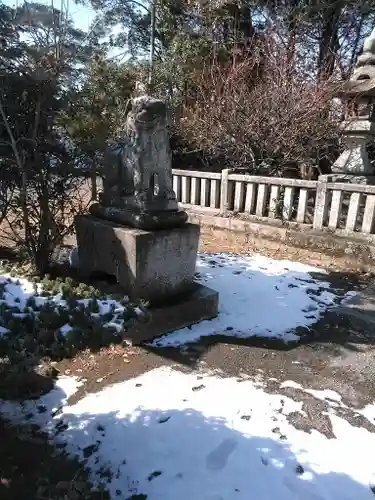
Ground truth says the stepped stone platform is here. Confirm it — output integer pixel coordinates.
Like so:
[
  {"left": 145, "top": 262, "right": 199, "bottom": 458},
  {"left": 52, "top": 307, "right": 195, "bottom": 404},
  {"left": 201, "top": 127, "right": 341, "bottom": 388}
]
[
  {"left": 123, "top": 283, "right": 219, "bottom": 345},
  {"left": 75, "top": 215, "right": 219, "bottom": 345}
]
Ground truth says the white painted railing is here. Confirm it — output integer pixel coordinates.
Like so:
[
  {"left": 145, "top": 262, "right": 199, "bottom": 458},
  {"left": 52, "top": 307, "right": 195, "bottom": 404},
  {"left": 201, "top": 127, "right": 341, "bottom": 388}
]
[{"left": 172, "top": 168, "right": 375, "bottom": 235}]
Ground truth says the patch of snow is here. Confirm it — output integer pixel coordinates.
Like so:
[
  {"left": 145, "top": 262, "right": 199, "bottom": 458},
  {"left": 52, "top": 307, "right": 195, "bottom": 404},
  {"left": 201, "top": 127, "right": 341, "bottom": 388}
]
[
  {"left": 341, "top": 290, "right": 358, "bottom": 304},
  {"left": 306, "top": 388, "right": 343, "bottom": 404},
  {"left": 60, "top": 323, "right": 73, "bottom": 337},
  {"left": 151, "top": 253, "right": 351, "bottom": 347},
  {"left": 280, "top": 381, "right": 344, "bottom": 406},
  {"left": 50, "top": 369, "right": 375, "bottom": 498},
  {"left": 0, "top": 274, "right": 40, "bottom": 308},
  {"left": 0, "top": 375, "right": 82, "bottom": 426},
  {"left": 359, "top": 403, "right": 375, "bottom": 424},
  {"left": 280, "top": 380, "right": 345, "bottom": 409},
  {"left": 3, "top": 367, "right": 375, "bottom": 500},
  {"left": 279, "top": 397, "right": 305, "bottom": 417},
  {"left": 280, "top": 380, "right": 303, "bottom": 390}
]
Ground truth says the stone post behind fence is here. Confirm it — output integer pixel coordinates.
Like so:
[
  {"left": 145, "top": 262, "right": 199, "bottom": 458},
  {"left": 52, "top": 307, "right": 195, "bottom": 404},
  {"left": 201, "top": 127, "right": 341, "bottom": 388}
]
[
  {"left": 220, "top": 169, "right": 232, "bottom": 213},
  {"left": 313, "top": 175, "right": 329, "bottom": 230}
]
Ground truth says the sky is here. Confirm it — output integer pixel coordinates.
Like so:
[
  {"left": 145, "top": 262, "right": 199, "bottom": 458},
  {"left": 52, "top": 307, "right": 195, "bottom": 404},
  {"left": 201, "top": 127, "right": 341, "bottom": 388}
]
[{"left": 2, "top": 0, "right": 96, "bottom": 32}]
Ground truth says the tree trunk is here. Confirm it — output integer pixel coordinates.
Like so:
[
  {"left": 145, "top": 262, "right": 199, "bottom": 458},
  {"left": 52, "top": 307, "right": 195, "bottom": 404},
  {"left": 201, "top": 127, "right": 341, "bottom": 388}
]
[
  {"left": 36, "top": 174, "right": 52, "bottom": 275},
  {"left": 238, "top": 4, "right": 253, "bottom": 40},
  {"left": 286, "top": 0, "right": 299, "bottom": 79},
  {"left": 90, "top": 163, "right": 98, "bottom": 201},
  {"left": 317, "top": 1, "right": 342, "bottom": 82}
]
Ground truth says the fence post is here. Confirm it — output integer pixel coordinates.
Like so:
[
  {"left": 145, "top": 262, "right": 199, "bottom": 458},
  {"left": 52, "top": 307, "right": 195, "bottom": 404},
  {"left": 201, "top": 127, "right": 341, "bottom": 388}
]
[
  {"left": 220, "top": 169, "right": 231, "bottom": 213},
  {"left": 313, "top": 175, "right": 329, "bottom": 230}
]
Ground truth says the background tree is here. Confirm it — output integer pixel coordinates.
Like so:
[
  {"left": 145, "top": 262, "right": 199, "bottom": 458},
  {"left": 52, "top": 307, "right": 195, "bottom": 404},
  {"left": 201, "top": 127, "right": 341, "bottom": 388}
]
[
  {"left": 0, "top": 1, "right": 97, "bottom": 272},
  {"left": 2, "top": 0, "right": 375, "bottom": 274},
  {"left": 59, "top": 53, "right": 136, "bottom": 200},
  {"left": 77, "top": 0, "right": 362, "bottom": 175}
]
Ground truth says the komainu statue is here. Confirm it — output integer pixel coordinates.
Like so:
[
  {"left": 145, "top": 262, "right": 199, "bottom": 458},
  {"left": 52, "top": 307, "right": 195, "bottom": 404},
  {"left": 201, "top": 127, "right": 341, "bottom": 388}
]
[{"left": 90, "top": 95, "right": 187, "bottom": 229}]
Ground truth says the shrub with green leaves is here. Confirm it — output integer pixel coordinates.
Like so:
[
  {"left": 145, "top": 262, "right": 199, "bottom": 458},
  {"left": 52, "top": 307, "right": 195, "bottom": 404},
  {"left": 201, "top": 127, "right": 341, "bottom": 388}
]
[{"left": 0, "top": 268, "right": 143, "bottom": 361}]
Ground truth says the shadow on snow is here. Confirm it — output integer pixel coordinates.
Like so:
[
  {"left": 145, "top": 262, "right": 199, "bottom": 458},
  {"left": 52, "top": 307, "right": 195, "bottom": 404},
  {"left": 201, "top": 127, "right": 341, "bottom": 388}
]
[{"left": 39, "top": 383, "right": 375, "bottom": 500}]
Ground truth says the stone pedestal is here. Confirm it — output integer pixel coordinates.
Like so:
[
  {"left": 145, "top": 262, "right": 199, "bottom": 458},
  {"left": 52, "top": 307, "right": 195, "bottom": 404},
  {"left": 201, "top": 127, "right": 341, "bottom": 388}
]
[{"left": 75, "top": 215, "right": 200, "bottom": 303}]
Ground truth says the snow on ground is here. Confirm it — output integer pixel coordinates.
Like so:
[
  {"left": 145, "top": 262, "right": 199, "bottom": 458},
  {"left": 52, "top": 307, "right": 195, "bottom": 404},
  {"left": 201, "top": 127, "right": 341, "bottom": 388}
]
[
  {"left": 281, "top": 380, "right": 345, "bottom": 407},
  {"left": 0, "top": 252, "right": 354, "bottom": 346},
  {"left": 1, "top": 367, "right": 375, "bottom": 500},
  {"left": 0, "top": 375, "right": 83, "bottom": 425},
  {"left": 152, "top": 253, "right": 351, "bottom": 348},
  {"left": 280, "top": 381, "right": 375, "bottom": 420}
]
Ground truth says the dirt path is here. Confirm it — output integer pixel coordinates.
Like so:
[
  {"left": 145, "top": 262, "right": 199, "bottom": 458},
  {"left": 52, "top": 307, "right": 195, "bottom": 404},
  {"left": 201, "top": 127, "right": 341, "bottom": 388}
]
[
  {"left": 53, "top": 306, "right": 375, "bottom": 443},
  {"left": 3, "top": 330, "right": 374, "bottom": 500}
]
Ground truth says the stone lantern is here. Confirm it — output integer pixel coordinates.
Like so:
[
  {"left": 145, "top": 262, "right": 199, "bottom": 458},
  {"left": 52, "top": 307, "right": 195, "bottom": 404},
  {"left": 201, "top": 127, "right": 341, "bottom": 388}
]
[{"left": 332, "top": 28, "right": 375, "bottom": 183}]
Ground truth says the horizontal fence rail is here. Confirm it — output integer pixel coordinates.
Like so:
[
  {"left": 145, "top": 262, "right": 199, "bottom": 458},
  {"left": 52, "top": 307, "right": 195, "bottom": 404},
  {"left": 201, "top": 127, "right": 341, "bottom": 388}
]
[{"left": 172, "top": 169, "right": 375, "bottom": 236}]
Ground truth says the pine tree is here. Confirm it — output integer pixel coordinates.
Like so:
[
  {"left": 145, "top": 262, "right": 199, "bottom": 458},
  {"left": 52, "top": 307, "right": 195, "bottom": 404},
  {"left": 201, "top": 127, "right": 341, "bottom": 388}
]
[{"left": 0, "top": 1, "right": 97, "bottom": 273}]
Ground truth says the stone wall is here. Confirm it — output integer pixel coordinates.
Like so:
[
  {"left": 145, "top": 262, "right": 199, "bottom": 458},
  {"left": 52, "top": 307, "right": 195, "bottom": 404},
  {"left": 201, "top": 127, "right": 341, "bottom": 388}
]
[{"left": 185, "top": 207, "right": 375, "bottom": 269}]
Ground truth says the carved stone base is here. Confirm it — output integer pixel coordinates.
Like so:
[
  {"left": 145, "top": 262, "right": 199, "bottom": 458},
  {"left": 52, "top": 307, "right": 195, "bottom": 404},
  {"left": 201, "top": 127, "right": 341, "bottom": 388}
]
[
  {"left": 75, "top": 215, "right": 200, "bottom": 302},
  {"left": 89, "top": 203, "right": 188, "bottom": 230}
]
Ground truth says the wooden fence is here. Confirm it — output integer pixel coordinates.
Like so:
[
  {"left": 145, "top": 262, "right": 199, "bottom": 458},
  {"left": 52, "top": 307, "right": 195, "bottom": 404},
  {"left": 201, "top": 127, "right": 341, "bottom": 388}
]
[{"left": 172, "top": 169, "right": 375, "bottom": 235}]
